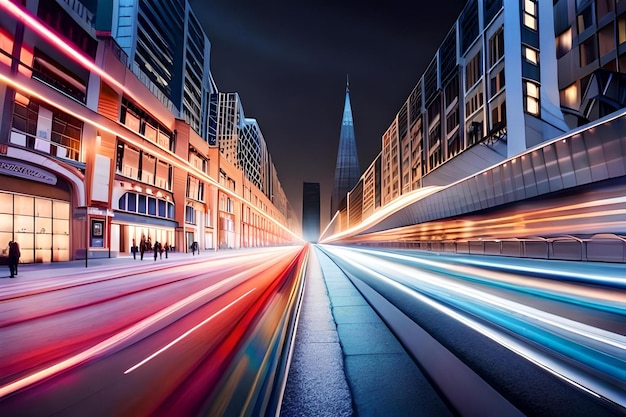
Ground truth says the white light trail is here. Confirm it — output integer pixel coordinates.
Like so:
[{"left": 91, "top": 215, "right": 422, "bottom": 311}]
[{"left": 124, "top": 288, "right": 256, "bottom": 374}]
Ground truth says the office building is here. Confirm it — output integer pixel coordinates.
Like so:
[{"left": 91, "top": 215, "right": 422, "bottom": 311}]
[{"left": 325, "top": 0, "right": 626, "bottom": 236}]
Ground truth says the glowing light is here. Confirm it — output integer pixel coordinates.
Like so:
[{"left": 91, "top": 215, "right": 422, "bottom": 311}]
[{"left": 124, "top": 288, "right": 256, "bottom": 374}]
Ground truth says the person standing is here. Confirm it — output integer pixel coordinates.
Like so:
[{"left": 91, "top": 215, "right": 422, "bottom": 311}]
[
  {"left": 164, "top": 242, "right": 169, "bottom": 259},
  {"left": 131, "top": 238, "right": 137, "bottom": 260},
  {"left": 8, "top": 240, "right": 20, "bottom": 278}
]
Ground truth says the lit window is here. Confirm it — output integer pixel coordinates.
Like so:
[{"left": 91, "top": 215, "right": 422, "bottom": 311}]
[
  {"left": 556, "top": 28, "right": 572, "bottom": 58},
  {"left": 618, "top": 13, "right": 626, "bottom": 45},
  {"left": 523, "top": 0, "right": 537, "bottom": 30},
  {"left": 560, "top": 83, "right": 578, "bottom": 109},
  {"left": 524, "top": 81, "right": 540, "bottom": 116},
  {"left": 523, "top": 46, "right": 538, "bottom": 64}
]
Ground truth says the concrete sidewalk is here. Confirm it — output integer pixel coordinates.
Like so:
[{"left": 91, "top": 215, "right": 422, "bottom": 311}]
[{"left": 0, "top": 248, "right": 219, "bottom": 282}]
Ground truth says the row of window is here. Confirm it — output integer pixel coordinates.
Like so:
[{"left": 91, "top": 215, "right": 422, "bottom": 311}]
[{"left": 118, "top": 192, "right": 175, "bottom": 220}]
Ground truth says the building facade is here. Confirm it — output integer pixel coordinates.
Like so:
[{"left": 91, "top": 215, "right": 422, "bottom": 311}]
[
  {"left": 324, "top": 0, "right": 626, "bottom": 237},
  {"left": 0, "top": 0, "right": 299, "bottom": 264}
]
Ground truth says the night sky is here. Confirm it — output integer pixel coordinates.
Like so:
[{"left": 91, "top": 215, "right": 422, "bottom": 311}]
[{"left": 190, "top": 0, "right": 468, "bottom": 228}]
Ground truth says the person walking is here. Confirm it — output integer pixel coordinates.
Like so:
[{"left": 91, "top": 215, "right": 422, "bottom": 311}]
[
  {"left": 164, "top": 242, "right": 169, "bottom": 259},
  {"left": 159, "top": 242, "right": 164, "bottom": 259},
  {"left": 131, "top": 238, "right": 138, "bottom": 260},
  {"left": 140, "top": 236, "right": 145, "bottom": 260},
  {"left": 153, "top": 241, "right": 159, "bottom": 261},
  {"left": 8, "top": 240, "right": 20, "bottom": 278}
]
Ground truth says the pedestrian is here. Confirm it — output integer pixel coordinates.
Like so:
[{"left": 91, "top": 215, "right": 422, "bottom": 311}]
[
  {"left": 8, "top": 240, "right": 20, "bottom": 278},
  {"left": 164, "top": 242, "right": 169, "bottom": 259},
  {"left": 191, "top": 241, "right": 197, "bottom": 256},
  {"left": 131, "top": 238, "right": 138, "bottom": 260},
  {"left": 140, "top": 236, "right": 145, "bottom": 261},
  {"left": 154, "top": 241, "right": 159, "bottom": 261},
  {"left": 159, "top": 242, "right": 163, "bottom": 259}
]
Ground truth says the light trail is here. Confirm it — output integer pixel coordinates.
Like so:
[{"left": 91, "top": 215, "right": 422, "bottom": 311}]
[
  {"left": 321, "top": 245, "right": 626, "bottom": 407},
  {"left": 124, "top": 288, "right": 256, "bottom": 374},
  {"left": 0, "top": 259, "right": 274, "bottom": 398}
]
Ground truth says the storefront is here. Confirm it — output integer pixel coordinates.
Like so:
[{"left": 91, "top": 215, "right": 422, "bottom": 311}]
[{"left": 0, "top": 159, "right": 73, "bottom": 263}]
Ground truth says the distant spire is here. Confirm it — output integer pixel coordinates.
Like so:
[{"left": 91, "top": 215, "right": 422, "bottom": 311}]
[{"left": 331, "top": 77, "right": 360, "bottom": 216}]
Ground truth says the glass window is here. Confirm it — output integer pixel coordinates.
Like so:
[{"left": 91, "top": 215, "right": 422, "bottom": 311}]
[
  {"left": 14, "top": 195, "right": 33, "bottom": 215},
  {"left": 597, "top": 0, "right": 615, "bottom": 19},
  {"left": 128, "top": 193, "right": 137, "bottom": 212},
  {"left": 619, "top": 13, "right": 626, "bottom": 45},
  {"left": 560, "top": 83, "right": 579, "bottom": 110},
  {"left": 598, "top": 24, "right": 615, "bottom": 56},
  {"left": 523, "top": 0, "right": 537, "bottom": 30},
  {"left": 577, "top": 5, "right": 594, "bottom": 34},
  {"left": 489, "top": 28, "right": 504, "bottom": 67},
  {"left": 138, "top": 195, "right": 146, "bottom": 214},
  {"left": 524, "top": 81, "right": 540, "bottom": 115},
  {"left": 158, "top": 199, "right": 166, "bottom": 217},
  {"left": 118, "top": 194, "right": 126, "bottom": 210},
  {"left": 0, "top": 192, "right": 13, "bottom": 214},
  {"left": 523, "top": 46, "right": 538, "bottom": 64},
  {"left": 556, "top": 28, "right": 572, "bottom": 58},
  {"left": 580, "top": 36, "right": 598, "bottom": 66},
  {"left": 148, "top": 197, "right": 156, "bottom": 216}
]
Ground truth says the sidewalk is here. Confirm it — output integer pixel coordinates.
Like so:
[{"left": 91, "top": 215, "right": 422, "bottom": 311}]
[{"left": 0, "top": 248, "right": 219, "bottom": 282}]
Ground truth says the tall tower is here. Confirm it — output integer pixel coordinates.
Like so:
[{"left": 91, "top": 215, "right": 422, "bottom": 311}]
[{"left": 331, "top": 76, "right": 360, "bottom": 216}]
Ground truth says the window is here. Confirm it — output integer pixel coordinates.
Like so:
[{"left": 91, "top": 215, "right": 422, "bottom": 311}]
[
  {"left": 524, "top": 81, "right": 540, "bottom": 115},
  {"left": 598, "top": 24, "right": 615, "bottom": 56},
  {"left": 556, "top": 28, "right": 572, "bottom": 58},
  {"left": 523, "top": 46, "right": 538, "bottom": 64},
  {"left": 490, "top": 68, "right": 505, "bottom": 95},
  {"left": 489, "top": 28, "right": 504, "bottom": 67},
  {"left": 122, "top": 145, "right": 140, "bottom": 179},
  {"left": 560, "top": 83, "right": 578, "bottom": 110},
  {"left": 185, "top": 206, "right": 195, "bottom": 224},
  {"left": 465, "top": 51, "right": 482, "bottom": 89},
  {"left": 523, "top": 0, "right": 537, "bottom": 30},
  {"left": 577, "top": 5, "right": 594, "bottom": 34},
  {"left": 619, "top": 13, "right": 626, "bottom": 45},
  {"left": 141, "top": 152, "right": 155, "bottom": 184},
  {"left": 465, "top": 89, "right": 484, "bottom": 116},
  {"left": 580, "top": 36, "right": 598, "bottom": 66},
  {"left": 148, "top": 197, "right": 156, "bottom": 216},
  {"left": 597, "top": 0, "right": 615, "bottom": 19}
]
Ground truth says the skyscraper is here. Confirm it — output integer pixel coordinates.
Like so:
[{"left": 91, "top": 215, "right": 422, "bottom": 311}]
[
  {"left": 331, "top": 77, "right": 360, "bottom": 216},
  {"left": 302, "top": 182, "right": 320, "bottom": 243}
]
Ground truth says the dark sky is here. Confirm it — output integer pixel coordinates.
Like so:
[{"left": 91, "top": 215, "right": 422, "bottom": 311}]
[{"left": 190, "top": 0, "right": 468, "bottom": 228}]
